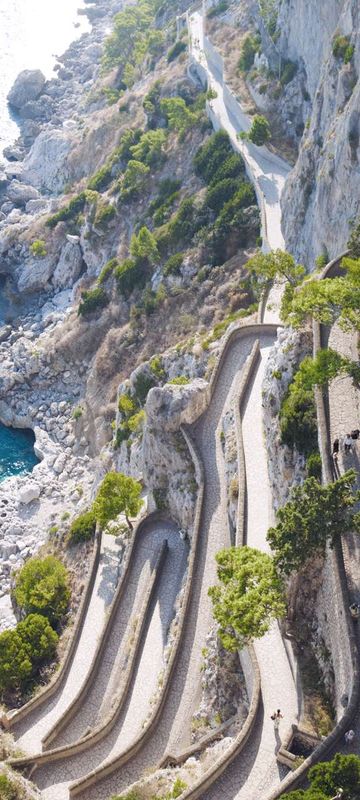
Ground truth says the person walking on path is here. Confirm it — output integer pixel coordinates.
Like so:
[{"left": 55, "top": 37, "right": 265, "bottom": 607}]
[
  {"left": 344, "top": 434, "right": 353, "bottom": 453},
  {"left": 271, "top": 709, "right": 283, "bottom": 730},
  {"left": 332, "top": 439, "right": 340, "bottom": 461},
  {"left": 345, "top": 728, "right": 355, "bottom": 745}
]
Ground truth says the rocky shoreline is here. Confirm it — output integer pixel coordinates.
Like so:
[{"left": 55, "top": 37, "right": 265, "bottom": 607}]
[{"left": 0, "top": 0, "right": 124, "bottom": 631}]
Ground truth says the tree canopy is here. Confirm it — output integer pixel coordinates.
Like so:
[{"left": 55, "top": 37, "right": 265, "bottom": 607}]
[
  {"left": 13, "top": 556, "right": 70, "bottom": 625},
  {"left": 267, "top": 470, "right": 360, "bottom": 575},
  {"left": 283, "top": 256, "right": 360, "bottom": 332},
  {"left": 283, "top": 753, "right": 360, "bottom": 800},
  {"left": 208, "top": 546, "right": 285, "bottom": 650},
  {"left": 0, "top": 614, "right": 58, "bottom": 694},
  {"left": 92, "top": 472, "right": 143, "bottom": 529},
  {"left": 246, "top": 249, "right": 305, "bottom": 289}
]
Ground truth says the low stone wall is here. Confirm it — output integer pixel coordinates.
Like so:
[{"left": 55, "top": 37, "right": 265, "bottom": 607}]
[
  {"left": 67, "top": 428, "right": 205, "bottom": 797},
  {"left": 203, "top": 35, "right": 224, "bottom": 79},
  {"left": 2, "top": 532, "right": 101, "bottom": 731},
  {"left": 10, "top": 538, "right": 169, "bottom": 770}
]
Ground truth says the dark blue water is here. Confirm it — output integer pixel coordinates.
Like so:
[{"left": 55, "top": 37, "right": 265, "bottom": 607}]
[{"left": 0, "top": 423, "right": 39, "bottom": 481}]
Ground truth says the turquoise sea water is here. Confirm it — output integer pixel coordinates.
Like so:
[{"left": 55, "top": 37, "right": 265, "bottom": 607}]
[{"left": 0, "top": 423, "right": 39, "bottom": 482}]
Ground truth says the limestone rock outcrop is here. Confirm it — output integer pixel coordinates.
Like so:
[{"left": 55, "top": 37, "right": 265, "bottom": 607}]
[
  {"left": 22, "top": 129, "right": 77, "bottom": 194},
  {"left": 7, "top": 69, "right": 46, "bottom": 110},
  {"left": 53, "top": 240, "right": 83, "bottom": 289}
]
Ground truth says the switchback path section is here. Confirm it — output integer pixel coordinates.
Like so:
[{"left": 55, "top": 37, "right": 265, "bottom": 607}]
[
  {"left": 201, "top": 337, "right": 299, "bottom": 800},
  {"left": 49, "top": 327, "right": 278, "bottom": 800},
  {"left": 32, "top": 520, "right": 186, "bottom": 800},
  {"left": 189, "top": 10, "right": 290, "bottom": 253},
  {"left": 13, "top": 532, "right": 123, "bottom": 754}
]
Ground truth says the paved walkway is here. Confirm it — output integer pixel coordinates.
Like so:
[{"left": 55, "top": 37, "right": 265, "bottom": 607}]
[
  {"left": 33, "top": 521, "right": 186, "bottom": 800},
  {"left": 60, "top": 331, "right": 277, "bottom": 800},
  {"left": 14, "top": 532, "right": 122, "bottom": 754},
  {"left": 189, "top": 11, "right": 290, "bottom": 253}
]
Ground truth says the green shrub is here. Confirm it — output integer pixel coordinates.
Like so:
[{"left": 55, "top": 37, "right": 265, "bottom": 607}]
[
  {"left": 280, "top": 382, "right": 317, "bottom": 456},
  {"left": 160, "top": 96, "right": 199, "bottom": 137},
  {"left": 94, "top": 204, "right": 116, "bottom": 228},
  {"left": 118, "top": 392, "right": 137, "bottom": 417},
  {"left": 130, "top": 129, "right": 167, "bottom": 167},
  {"left": 68, "top": 510, "right": 97, "bottom": 544},
  {"left": 205, "top": 178, "right": 241, "bottom": 214},
  {"left": 134, "top": 371, "right": 156, "bottom": 405},
  {"left": 163, "top": 252, "right": 184, "bottom": 276},
  {"left": 130, "top": 226, "right": 159, "bottom": 264},
  {"left": 17, "top": 614, "right": 58, "bottom": 667},
  {"left": 150, "top": 355, "right": 165, "bottom": 380},
  {"left": 167, "top": 40, "right": 187, "bottom": 62},
  {"left": 98, "top": 257, "right": 119, "bottom": 284},
  {"left": 333, "top": 34, "right": 353, "bottom": 61},
  {"left": 280, "top": 60, "right": 297, "bottom": 86},
  {"left": 0, "top": 614, "right": 58, "bottom": 695},
  {"left": 30, "top": 239, "right": 47, "bottom": 258},
  {"left": 238, "top": 33, "right": 260, "bottom": 72},
  {"left": 248, "top": 114, "right": 271, "bottom": 145},
  {"left": 13, "top": 556, "right": 70, "bottom": 625},
  {"left": 207, "top": 0, "right": 229, "bottom": 17},
  {"left": 0, "top": 773, "right": 23, "bottom": 800},
  {"left": 87, "top": 164, "right": 113, "bottom": 192},
  {"left": 46, "top": 192, "right": 88, "bottom": 229},
  {"left": 115, "top": 258, "right": 145, "bottom": 295},
  {"left": 78, "top": 287, "right": 109, "bottom": 317},
  {"left": 169, "top": 376, "right": 190, "bottom": 385},
  {"left": 194, "top": 130, "right": 233, "bottom": 184},
  {"left": 127, "top": 409, "right": 146, "bottom": 433},
  {"left": 210, "top": 153, "right": 245, "bottom": 184},
  {"left": 72, "top": 406, "right": 83, "bottom": 420},
  {"left": 306, "top": 452, "right": 322, "bottom": 481},
  {"left": 149, "top": 179, "right": 182, "bottom": 213}
]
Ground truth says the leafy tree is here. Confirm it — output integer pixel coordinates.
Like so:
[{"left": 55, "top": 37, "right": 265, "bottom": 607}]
[
  {"left": 238, "top": 33, "right": 260, "bottom": 72},
  {"left": 205, "top": 178, "right": 241, "bottom": 214},
  {"left": 246, "top": 249, "right": 305, "bottom": 289},
  {"left": 194, "top": 130, "right": 233, "bottom": 183},
  {"left": 247, "top": 114, "right": 271, "bottom": 145},
  {"left": 0, "top": 773, "right": 22, "bottom": 800},
  {"left": 208, "top": 546, "right": 286, "bottom": 651},
  {"left": 92, "top": 472, "right": 143, "bottom": 530},
  {"left": 348, "top": 218, "right": 360, "bottom": 257},
  {"left": 17, "top": 614, "right": 58, "bottom": 667},
  {"left": 130, "top": 129, "right": 167, "bottom": 167},
  {"left": 0, "top": 629, "right": 32, "bottom": 693},
  {"left": 167, "top": 39, "right": 187, "bottom": 62},
  {"left": 283, "top": 753, "right": 360, "bottom": 800},
  {"left": 283, "top": 257, "right": 360, "bottom": 331},
  {"left": 280, "top": 376, "right": 317, "bottom": 455},
  {"left": 130, "top": 226, "right": 159, "bottom": 264},
  {"left": 121, "top": 160, "right": 150, "bottom": 199},
  {"left": 68, "top": 510, "right": 97, "bottom": 544},
  {"left": 13, "top": 556, "right": 70, "bottom": 625},
  {"left": 160, "top": 97, "right": 198, "bottom": 137},
  {"left": 267, "top": 470, "right": 360, "bottom": 575}
]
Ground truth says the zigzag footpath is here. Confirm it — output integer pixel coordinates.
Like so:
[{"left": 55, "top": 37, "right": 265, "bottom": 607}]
[
  {"left": 13, "top": 324, "right": 277, "bottom": 800},
  {"left": 3, "top": 531, "right": 122, "bottom": 754}
]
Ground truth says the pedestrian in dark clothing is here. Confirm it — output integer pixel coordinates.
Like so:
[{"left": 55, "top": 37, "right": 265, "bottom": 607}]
[
  {"left": 332, "top": 439, "right": 339, "bottom": 461},
  {"left": 351, "top": 429, "right": 359, "bottom": 440}
]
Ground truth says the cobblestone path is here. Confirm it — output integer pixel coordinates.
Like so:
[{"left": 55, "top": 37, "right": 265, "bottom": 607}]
[
  {"left": 14, "top": 532, "right": 122, "bottom": 754},
  {"left": 204, "top": 341, "right": 299, "bottom": 800},
  {"left": 51, "top": 330, "right": 273, "bottom": 800},
  {"left": 33, "top": 520, "right": 185, "bottom": 800}
]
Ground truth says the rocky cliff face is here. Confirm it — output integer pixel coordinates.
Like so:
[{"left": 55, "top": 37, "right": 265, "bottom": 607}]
[{"left": 279, "top": 0, "right": 360, "bottom": 265}]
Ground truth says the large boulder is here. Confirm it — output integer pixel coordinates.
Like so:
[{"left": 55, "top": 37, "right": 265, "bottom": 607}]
[
  {"left": 22, "top": 129, "right": 75, "bottom": 194},
  {"left": 52, "top": 240, "right": 83, "bottom": 289},
  {"left": 17, "top": 255, "right": 56, "bottom": 293},
  {"left": 6, "top": 180, "right": 40, "bottom": 207},
  {"left": 145, "top": 379, "right": 209, "bottom": 432},
  {"left": 18, "top": 481, "right": 40, "bottom": 505},
  {"left": 7, "top": 69, "right": 46, "bottom": 110}
]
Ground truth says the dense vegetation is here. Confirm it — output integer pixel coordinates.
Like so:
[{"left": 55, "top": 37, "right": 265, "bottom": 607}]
[
  {"left": 68, "top": 510, "right": 97, "bottom": 544},
  {"left": 267, "top": 470, "right": 360, "bottom": 575},
  {"left": 209, "top": 546, "right": 285, "bottom": 650},
  {"left": 13, "top": 555, "right": 70, "bottom": 625},
  {"left": 283, "top": 753, "right": 360, "bottom": 800}
]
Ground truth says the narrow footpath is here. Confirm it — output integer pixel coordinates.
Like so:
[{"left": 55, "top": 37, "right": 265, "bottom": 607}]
[
  {"left": 189, "top": 11, "right": 290, "bottom": 252},
  {"left": 13, "top": 532, "right": 122, "bottom": 754}
]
